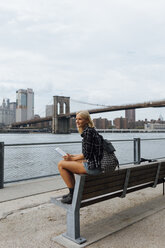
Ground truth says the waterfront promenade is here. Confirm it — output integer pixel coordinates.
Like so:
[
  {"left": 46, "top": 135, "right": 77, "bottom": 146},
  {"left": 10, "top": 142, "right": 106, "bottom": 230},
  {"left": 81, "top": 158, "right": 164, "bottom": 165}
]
[{"left": 0, "top": 176, "right": 165, "bottom": 248}]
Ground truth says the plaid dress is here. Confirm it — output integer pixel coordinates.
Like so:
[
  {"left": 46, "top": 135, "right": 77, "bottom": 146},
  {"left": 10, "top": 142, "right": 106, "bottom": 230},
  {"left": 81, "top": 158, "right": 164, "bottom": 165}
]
[{"left": 81, "top": 126, "right": 103, "bottom": 170}]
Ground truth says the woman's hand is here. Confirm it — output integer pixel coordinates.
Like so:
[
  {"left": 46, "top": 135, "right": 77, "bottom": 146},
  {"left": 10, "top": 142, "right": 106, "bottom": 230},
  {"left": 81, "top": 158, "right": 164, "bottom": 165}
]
[
  {"left": 63, "top": 153, "right": 84, "bottom": 161},
  {"left": 63, "top": 153, "right": 73, "bottom": 161}
]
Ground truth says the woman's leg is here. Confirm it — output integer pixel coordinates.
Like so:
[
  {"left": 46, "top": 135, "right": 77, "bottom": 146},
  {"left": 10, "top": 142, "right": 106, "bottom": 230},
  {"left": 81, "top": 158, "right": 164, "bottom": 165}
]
[{"left": 58, "top": 160, "right": 87, "bottom": 188}]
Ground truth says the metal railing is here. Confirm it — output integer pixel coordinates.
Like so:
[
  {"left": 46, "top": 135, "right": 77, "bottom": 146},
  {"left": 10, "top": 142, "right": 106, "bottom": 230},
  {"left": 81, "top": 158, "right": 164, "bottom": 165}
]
[
  {"left": 0, "top": 142, "right": 4, "bottom": 188},
  {"left": 1, "top": 137, "right": 165, "bottom": 188}
]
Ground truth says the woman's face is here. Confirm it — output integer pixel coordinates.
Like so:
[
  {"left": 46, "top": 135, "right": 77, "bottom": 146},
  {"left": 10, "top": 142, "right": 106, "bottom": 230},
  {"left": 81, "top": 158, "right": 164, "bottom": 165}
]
[{"left": 76, "top": 114, "right": 88, "bottom": 129}]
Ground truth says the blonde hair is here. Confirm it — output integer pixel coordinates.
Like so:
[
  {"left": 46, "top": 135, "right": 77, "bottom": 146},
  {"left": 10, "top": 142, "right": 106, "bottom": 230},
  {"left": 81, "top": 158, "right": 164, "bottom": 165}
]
[{"left": 76, "top": 110, "right": 95, "bottom": 134}]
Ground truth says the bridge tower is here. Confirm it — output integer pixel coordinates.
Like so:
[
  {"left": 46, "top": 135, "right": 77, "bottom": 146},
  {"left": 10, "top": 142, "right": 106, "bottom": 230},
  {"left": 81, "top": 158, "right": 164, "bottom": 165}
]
[{"left": 52, "top": 96, "right": 70, "bottom": 134}]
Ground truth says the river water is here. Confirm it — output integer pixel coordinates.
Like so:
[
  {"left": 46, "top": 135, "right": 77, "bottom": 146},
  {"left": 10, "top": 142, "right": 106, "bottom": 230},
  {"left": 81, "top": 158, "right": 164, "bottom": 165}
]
[{"left": 1, "top": 132, "right": 165, "bottom": 182}]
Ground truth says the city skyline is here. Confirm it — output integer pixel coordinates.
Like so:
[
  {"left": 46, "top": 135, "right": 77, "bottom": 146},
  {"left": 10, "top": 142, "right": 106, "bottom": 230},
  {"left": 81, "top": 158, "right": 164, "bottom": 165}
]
[
  {"left": 1, "top": 92, "right": 164, "bottom": 129},
  {"left": 1, "top": 91, "right": 165, "bottom": 122}
]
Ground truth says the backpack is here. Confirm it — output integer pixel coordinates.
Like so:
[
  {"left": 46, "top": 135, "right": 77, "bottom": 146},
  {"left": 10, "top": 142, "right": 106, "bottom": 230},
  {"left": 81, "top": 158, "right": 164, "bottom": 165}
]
[
  {"left": 92, "top": 129, "right": 119, "bottom": 172},
  {"left": 100, "top": 138, "right": 119, "bottom": 173}
]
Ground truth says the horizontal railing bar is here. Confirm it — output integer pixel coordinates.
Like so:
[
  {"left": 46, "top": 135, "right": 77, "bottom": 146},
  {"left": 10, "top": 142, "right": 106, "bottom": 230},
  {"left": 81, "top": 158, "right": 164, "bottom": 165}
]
[
  {"left": 111, "top": 138, "right": 165, "bottom": 142},
  {"left": 111, "top": 139, "right": 133, "bottom": 142},
  {"left": 4, "top": 137, "right": 165, "bottom": 147},
  {"left": 4, "top": 140, "right": 133, "bottom": 147},
  {"left": 4, "top": 141, "right": 82, "bottom": 147},
  {"left": 120, "top": 156, "right": 165, "bottom": 166},
  {"left": 4, "top": 173, "right": 60, "bottom": 184},
  {"left": 140, "top": 138, "right": 165, "bottom": 141}
]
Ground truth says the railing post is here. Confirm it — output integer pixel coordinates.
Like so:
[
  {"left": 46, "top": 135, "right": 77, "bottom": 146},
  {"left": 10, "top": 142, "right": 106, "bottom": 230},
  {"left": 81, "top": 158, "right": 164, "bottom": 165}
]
[
  {"left": 0, "top": 142, "right": 4, "bottom": 188},
  {"left": 134, "top": 138, "right": 141, "bottom": 164}
]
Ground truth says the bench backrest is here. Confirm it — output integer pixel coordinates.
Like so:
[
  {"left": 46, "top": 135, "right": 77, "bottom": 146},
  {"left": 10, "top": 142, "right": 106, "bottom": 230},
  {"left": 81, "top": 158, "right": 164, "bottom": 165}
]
[{"left": 81, "top": 161, "right": 165, "bottom": 207}]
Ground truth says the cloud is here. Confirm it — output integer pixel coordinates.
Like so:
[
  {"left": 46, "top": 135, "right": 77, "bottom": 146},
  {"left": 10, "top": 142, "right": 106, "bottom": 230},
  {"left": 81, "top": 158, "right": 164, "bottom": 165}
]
[{"left": 0, "top": 0, "right": 165, "bottom": 120}]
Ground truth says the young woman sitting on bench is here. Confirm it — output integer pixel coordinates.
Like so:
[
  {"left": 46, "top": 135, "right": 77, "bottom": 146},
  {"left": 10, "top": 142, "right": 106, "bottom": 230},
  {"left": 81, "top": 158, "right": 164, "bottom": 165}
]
[{"left": 58, "top": 110, "right": 103, "bottom": 204}]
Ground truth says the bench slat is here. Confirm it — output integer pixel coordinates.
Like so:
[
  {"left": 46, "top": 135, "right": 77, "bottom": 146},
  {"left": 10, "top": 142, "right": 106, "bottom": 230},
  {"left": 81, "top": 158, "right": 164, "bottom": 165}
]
[
  {"left": 81, "top": 181, "right": 164, "bottom": 208},
  {"left": 84, "top": 167, "right": 159, "bottom": 190},
  {"left": 82, "top": 185, "right": 125, "bottom": 200},
  {"left": 82, "top": 164, "right": 165, "bottom": 200},
  {"left": 84, "top": 168, "right": 162, "bottom": 191},
  {"left": 84, "top": 163, "right": 165, "bottom": 185},
  {"left": 84, "top": 173, "right": 126, "bottom": 189}
]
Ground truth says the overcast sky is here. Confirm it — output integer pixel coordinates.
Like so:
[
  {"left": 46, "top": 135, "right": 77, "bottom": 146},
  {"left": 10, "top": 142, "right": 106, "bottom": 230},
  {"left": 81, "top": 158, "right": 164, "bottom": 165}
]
[{"left": 0, "top": 0, "right": 165, "bottom": 121}]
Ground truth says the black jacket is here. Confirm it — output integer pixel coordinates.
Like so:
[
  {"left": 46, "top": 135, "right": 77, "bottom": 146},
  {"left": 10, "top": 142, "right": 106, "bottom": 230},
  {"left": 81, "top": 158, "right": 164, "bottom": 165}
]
[{"left": 81, "top": 126, "right": 103, "bottom": 170}]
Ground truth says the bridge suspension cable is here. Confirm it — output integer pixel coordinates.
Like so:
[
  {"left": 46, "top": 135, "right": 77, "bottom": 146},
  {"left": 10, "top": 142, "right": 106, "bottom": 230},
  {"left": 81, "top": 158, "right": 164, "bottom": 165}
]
[
  {"left": 37, "top": 98, "right": 53, "bottom": 117},
  {"left": 71, "top": 99, "right": 109, "bottom": 107}
]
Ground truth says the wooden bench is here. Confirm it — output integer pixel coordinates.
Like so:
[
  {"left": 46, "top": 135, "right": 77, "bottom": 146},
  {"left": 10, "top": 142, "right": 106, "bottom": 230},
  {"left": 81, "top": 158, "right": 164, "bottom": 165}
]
[{"left": 51, "top": 160, "right": 165, "bottom": 245}]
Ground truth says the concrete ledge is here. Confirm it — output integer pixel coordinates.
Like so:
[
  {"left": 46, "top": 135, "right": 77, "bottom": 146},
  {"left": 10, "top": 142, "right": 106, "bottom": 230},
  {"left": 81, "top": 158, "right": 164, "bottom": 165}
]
[{"left": 0, "top": 176, "right": 65, "bottom": 203}]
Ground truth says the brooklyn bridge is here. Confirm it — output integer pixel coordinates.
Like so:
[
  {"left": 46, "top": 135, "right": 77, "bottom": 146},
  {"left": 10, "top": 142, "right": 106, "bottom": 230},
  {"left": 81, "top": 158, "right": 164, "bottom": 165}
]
[{"left": 11, "top": 96, "right": 165, "bottom": 134}]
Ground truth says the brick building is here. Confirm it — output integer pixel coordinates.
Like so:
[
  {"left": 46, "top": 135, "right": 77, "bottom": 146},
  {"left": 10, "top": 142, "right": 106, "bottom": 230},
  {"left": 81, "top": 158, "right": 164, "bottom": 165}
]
[{"left": 113, "top": 117, "right": 128, "bottom": 129}]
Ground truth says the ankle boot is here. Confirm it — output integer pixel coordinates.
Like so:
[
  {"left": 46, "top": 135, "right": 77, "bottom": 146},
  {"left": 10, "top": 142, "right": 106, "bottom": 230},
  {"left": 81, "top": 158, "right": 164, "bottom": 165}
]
[
  {"left": 61, "top": 193, "right": 73, "bottom": 204},
  {"left": 62, "top": 188, "right": 74, "bottom": 199}
]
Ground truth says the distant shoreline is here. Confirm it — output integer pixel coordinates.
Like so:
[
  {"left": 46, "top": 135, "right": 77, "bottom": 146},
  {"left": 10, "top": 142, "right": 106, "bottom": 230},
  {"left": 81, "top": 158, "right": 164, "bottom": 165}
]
[
  {"left": 0, "top": 129, "right": 51, "bottom": 134},
  {"left": 1, "top": 128, "right": 165, "bottom": 134}
]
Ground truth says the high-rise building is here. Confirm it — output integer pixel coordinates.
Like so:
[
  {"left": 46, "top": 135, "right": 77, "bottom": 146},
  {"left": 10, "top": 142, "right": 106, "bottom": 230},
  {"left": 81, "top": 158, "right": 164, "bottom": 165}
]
[
  {"left": 16, "top": 88, "right": 34, "bottom": 122},
  {"left": 125, "top": 109, "right": 136, "bottom": 122},
  {"left": 46, "top": 105, "right": 54, "bottom": 117},
  {"left": 0, "top": 99, "right": 16, "bottom": 126}
]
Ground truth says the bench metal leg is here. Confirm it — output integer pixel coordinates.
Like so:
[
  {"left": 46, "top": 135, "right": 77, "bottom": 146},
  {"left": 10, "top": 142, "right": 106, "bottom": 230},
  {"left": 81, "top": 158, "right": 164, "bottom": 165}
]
[
  {"left": 153, "top": 162, "right": 161, "bottom": 188},
  {"left": 63, "top": 209, "right": 86, "bottom": 244},
  {"left": 163, "top": 178, "right": 165, "bottom": 195},
  {"left": 134, "top": 138, "right": 141, "bottom": 164},
  {"left": 120, "top": 169, "right": 131, "bottom": 198},
  {"left": 62, "top": 175, "right": 87, "bottom": 244}
]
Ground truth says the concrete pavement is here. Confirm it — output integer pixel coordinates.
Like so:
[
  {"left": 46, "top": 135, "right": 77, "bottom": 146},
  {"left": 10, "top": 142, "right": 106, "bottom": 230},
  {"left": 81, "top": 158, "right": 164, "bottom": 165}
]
[{"left": 0, "top": 177, "right": 165, "bottom": 248}]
